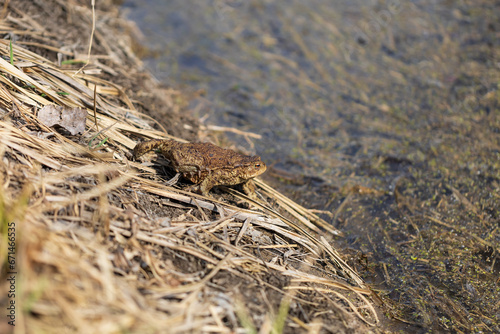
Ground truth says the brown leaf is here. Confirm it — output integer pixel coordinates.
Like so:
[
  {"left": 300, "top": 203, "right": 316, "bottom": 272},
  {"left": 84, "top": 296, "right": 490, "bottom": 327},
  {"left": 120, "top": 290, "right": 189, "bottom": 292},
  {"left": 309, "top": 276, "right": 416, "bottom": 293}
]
[{"left": 38, "top": 104, "right": 87, "bottom": 135}]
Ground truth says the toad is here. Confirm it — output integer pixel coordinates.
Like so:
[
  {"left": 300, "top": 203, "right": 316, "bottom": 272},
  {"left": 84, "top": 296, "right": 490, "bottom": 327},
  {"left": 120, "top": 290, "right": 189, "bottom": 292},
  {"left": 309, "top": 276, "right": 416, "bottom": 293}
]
[{"left": 133, "top": 139, "right": 267, "bottom": 197}]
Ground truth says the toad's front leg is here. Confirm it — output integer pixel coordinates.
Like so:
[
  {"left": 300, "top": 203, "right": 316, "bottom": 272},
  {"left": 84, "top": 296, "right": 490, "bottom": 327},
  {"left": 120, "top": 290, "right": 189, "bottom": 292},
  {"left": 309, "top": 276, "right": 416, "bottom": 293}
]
[
  {"left": 196, "top": 175, "right": 217, "bottom": 196},
  {"left": 241, "top": 180, "right": 257, "bottom": 199}
]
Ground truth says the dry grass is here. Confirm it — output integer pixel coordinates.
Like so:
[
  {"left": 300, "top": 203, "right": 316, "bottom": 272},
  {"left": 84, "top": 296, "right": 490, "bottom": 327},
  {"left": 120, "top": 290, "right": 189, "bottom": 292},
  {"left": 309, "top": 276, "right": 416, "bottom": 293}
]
[{"left": 0, "top": 1, "right": 377, "bottom": 332}]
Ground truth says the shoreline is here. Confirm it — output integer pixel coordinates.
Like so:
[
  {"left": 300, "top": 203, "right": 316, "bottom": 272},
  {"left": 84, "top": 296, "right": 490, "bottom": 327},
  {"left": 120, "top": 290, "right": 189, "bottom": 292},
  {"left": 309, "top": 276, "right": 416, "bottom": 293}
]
[{"left": 0, "top": 1, "right": 377, "bottom": 333}]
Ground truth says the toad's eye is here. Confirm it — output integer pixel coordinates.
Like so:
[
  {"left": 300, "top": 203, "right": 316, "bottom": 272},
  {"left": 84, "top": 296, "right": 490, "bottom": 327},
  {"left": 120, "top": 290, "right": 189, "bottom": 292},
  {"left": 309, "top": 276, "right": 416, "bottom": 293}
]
[{"left": 254, "top": 163, "right": 261, "bottom": 168}]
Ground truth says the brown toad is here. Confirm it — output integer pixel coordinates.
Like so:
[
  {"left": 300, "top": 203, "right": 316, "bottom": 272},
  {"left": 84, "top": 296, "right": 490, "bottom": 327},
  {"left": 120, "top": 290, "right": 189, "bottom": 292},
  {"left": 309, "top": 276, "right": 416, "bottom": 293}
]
[{"left": 133, "top": 139, "right": 266, "bottom": 197}]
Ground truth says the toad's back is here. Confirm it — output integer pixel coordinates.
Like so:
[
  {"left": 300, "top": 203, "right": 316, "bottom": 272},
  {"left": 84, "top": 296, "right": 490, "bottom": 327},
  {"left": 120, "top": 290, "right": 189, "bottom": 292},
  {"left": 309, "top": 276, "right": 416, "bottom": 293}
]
[{"left": 133, "top": 139, "right": 266, "bottom": 196}]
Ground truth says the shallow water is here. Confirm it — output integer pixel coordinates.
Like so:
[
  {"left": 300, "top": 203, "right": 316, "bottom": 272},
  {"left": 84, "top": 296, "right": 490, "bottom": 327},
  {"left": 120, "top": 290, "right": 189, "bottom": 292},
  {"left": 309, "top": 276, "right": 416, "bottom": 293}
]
[{"left": 122, "top": 0, "right": 500, "bottom": 331}]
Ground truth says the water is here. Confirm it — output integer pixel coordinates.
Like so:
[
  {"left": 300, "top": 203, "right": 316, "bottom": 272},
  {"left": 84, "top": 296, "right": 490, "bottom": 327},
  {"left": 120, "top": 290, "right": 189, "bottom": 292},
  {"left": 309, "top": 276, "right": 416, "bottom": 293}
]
[{"left": 122, "top": 0, "right": 394, "bottom": 168}]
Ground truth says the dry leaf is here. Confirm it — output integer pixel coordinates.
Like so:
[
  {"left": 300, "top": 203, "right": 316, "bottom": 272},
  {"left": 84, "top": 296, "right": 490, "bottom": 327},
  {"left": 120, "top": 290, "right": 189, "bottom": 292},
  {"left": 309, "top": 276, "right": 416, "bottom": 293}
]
[{"left": 38, "top": 104, "right": 87, "bottom": 135}]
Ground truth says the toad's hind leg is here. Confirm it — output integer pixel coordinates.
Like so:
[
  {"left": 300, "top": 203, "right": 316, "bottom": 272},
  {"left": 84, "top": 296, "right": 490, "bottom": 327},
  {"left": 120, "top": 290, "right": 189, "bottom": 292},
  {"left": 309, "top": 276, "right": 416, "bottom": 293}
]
[{"left": 133, "top": 139, "right": 165, "bottom": 158}]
